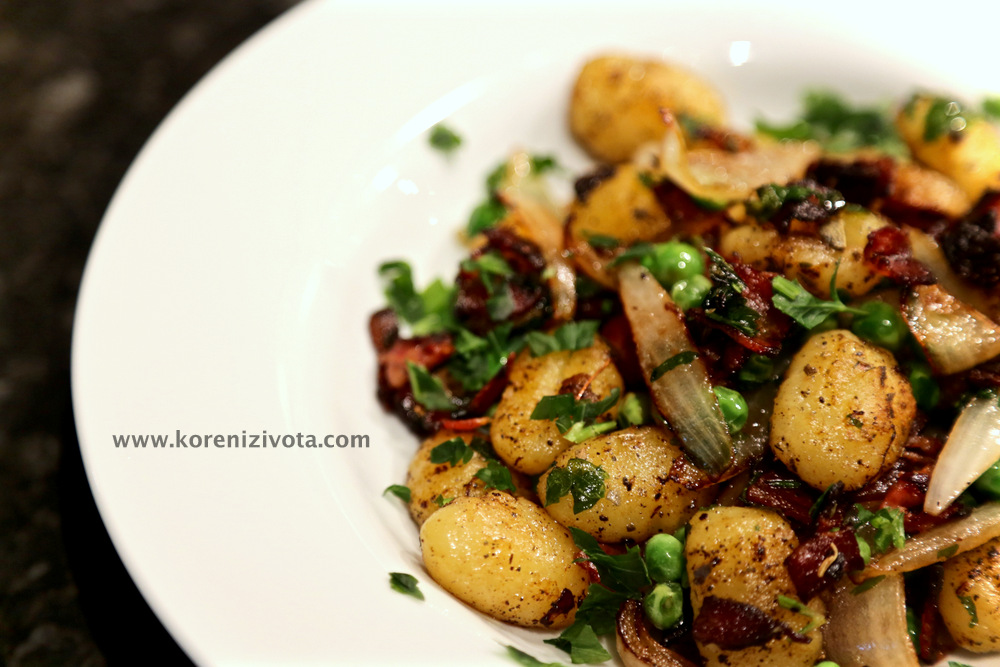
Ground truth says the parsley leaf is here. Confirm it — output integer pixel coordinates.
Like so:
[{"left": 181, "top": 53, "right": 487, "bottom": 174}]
[
  {"left": 504, "top": 646, "right": 566, "bottom": 667},
  {"left": 405, "top": 361, "right": 454, "bottom": 411},
  {"left": 777, "top": 595, "right": 826, "bottom": 633},
  {"left": 525, "top": 321, "right": 600, "bottom": 357},
  {"left": 433, "top": 494, "right": 453, "bottom": 507},
  {"left": 923, "top": 96, "right": 968, "bottom": 142},
  {"left": 771, "top": 269, "right": 865, "bottom": 329},
  {"left": 575, "top": 584, "right": 628, "bottom": 635},
  {"left": 853, "top": 505, "right": 906, "bottom": 554},
  {"left": 748, "top": 182, "right": 845, "bottom": 221},
  {"left": 650, "top": 350, "right": 698, "bottom": 382},
  {"left": 468, "top": 198, "right": 508, "bottom": 236},
  {"left": 531, "top": 388, "right": 621, "bottom": 443},
  {"left": 429, "top": 124, "right": 462, "bottom": 153},
  {"left": 389, "top": 572, "right": 424, "bottom": 600},
  {"left": 959, "top": 595, "right": 979, "bottom": 627},
  {"left": 570, "top": 527, "right": 650, "bottom": 596},
  {"left": 937, "top": 544, "right": 959, "bottom": 560},
  {"left": 429, "top": 437, "right": 475, "bottom": 466},
  {"left": 462, "top": 251, "right": 514, "bottom": 290},
  {"left": 486, "top": 284, "right": 516, "bottom": 321},
  {"left": 702, "top": 249, "right": 759, "bottom": 337},
  {"left": 544, "top": 458, "right": 608, "bottom": 514},
  {"left": 851, "top": 575, "right": 886, "bottom": 595},
  {"left": 544, "top": 621, "right": 612, "bottom": 664},
  {"left": 383, "top": 484, "right": 411, "bottom": 503},
  {"left": 756, "top": 90, "right": 906, "bottom": 156},
  {"left": 585, "top": 233, "right": 620, "bottom": 250},
  {"left": 447, "top": 324, "right": 521, "bottom": 392},
  {"left": 617, "top": 392, "right": 651, "bottom": 428},
  {"left": 475, "top": 459, "right": 517, "bottom": 493},
  {"left": 378, "top": 261, "right": 456, "bottom": 335}
]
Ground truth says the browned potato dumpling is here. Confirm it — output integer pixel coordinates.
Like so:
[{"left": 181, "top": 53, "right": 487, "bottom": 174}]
[
  {"left": 537, "top": 426, "right": 714, "bottom": 542},
  {"left": 419, "top": 491, "right": 589, "bottom": 629},
  {"left": 939, "top": 537, "right": 1000, "bottom": 653},
  {"left": 685, "top": 506, "right": 824, "bottom": 666},
  {"left": 570, "top": 54, "right": 726, "bottom": 164},
  {"left": 405, "top": 430, "right": 528, "bottom": 526},
  {"left": 720, "top": 208, "right": 888, "bottom": 299},
  {"left": 565, "top": 163, "right": 671, "bottom": 288},
  {"left": 770, "top": 329, "right": 916, "bottom": 491},
  {"left": 491, "top": 339, "right": 623, "bottom": 475},
  {"left": 896, "top": 93, "right": 1000, "bottom": 201}
]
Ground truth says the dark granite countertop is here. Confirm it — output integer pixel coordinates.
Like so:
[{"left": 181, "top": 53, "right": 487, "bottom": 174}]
[{"left": 1, "top": 2, "right": 299, "bottom": 663}]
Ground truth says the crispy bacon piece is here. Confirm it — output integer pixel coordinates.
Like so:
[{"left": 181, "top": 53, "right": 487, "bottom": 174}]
[
  {"left": 454, "top": 227, "right": 548, "bottom": 334},
  {"left": 863, "top": 226, "right": 935, "bottom": 286},
  {"left": 371, "top": 327, "right": 455, "bottom": 436},
  {"left": 600, "top": 314, "right": 643, "bottom": 387},
  {"left": 941, "top": 190, "right": 1000, "bottom": 287},
  {"left": 785, "top": 529, "right": 866, "bottom": 600},
  {"left": 692, "top": 596, "right": 805, "bottom": 650},
  {"left": 744, "top": 470, "right": 817, "bottom": 525},
  {"left": 540, "top": 588, "right": 577, "bottom": 627}
]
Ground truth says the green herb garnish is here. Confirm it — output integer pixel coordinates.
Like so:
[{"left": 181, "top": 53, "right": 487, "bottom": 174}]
[
  {"left": 389, "top": 572, "right": 424, "bottom": 600},
  {"left": 854, "top": 505, "right": 906, "bottom": 554},
  {"left": 937, "top": 544, "right": 959, "bottom": 560},
  {"left": 777, "top": 595, "right": 826, "bottom": 633},
  {"left": 429, "top": 437, "right": 475, "bottom": 466},
  {"left": 448, "top": 324, "right": 522, "bottom": 392},
  {"left": 429, "top": 124, "right": 462, "bottom": 153},
  {"left": 748, "top": 182, "right": 845, "bottom": 221},
  {"left": 544, "top": 621, "right": 611, "bottom": 664},
  {"left": 959, "top": 595, "right": 979, "bottom": 627},
  {"left": 504, "top": 646, "right": 566, "bottom": 667},
  {"left": 474, "top": 459, "right": 517, "bottom": 494},
  {"left": 923, "top": 96, "right": 968, "bottom": 142},
  {"left": 525, "top": 320, "right": 600, "bottom": 357},
  {"left": 530, "top": 388, "right": 621, "bottom": 443},
  {"left": 702, "top": 249, "right": 760, "bottom": 337},
  {"left": 570, "top": 527, "right": 650, "bottom": 595},
  {"left": 405, "top": 361, "right": 454, "bottom": 411},
  {"left": 544, "top": 458, "right": 609, "bottom": 514},
  {"left": 650, "top": 350, "right": 698, "bottom": 382},
  {"left": 771, "top": 265, "right": 865, "bottom": 329},
  {"left": 383, "top": 484, "right": 411, "bottom": 503},
  {"left": 378, "top": 261, "right": 456, "bottom": 334},
  {"left": 851, "top": 575, "right": 886, "bottom": 595}
]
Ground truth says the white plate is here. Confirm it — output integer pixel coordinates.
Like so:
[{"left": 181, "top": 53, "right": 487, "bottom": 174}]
[{"left": 72, "top": 1, "right": 1000, "bottom": 664}]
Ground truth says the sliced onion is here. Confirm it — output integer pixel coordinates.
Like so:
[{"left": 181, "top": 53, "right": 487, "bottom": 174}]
[
  {"left": 500, "top": 153, "right": 576, "bottom": 322},
  {"left": 616, "top": 599, "right": 699, "bottom": 667},
  {"left": 862, "top": 502, "right": 1000, "bottom": 578},
  {"left": 906, "top": 226, "right": 1000, "bottom": 322},
  {"left": 925, "top": 396, "right": 1000, "bottom": 515},
  {"left": 655, "top": 111, "right": 820, "bottom": 204},
  {"left": 822, "top": 572, "right": 918, "bottom": 667},
  {"left": 902, "top": 284, "right": 1000, "bottom": 374},
  {"left": 618, "top": 263, "right": 732, "bottom": 477}
]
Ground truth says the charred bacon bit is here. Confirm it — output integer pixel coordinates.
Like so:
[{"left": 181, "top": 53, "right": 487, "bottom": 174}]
[
  {"left": 785, "top": 529, "right": 866, "bottom": 600},
  {"left": 375, "top": 333, "right": 455, "bottom": 436},
  {"left": 692, "top": 596, "right": 805, "bottom": 650},
  {"left": 600, "top": 314, "right": 644, "bottom": 387},
  {"left": 941, "top": 190, "right": 1000, "bottom": 287},
  {"left": 460, "top": 354, "right": 515, "bottom": 416},
  {"left": 968, "top": 358, "right": 1000, "bottom": 391},
  {"left": 694, "top": 260, "right": 792, "bottom": 355},
  {"left": 438, "top": 416, "right": 491, "bottom": 431},
  {"left": 558, "top": 373, "right": 601, "bottom": 403},
  {"left": 808, "top": 156, "right": 894, "bottom": 207},
  {"left": 574, "top": 549, "right": 602, "bottom": 584},
  {"left": 918, "top": 566, "right": 956, "bottom": 663},
  {"left": 863, "top": 226, "right": 935, "bottom": 286},
  {"left": 369, "top": 308, "right": 400, "bottom": 354},
  {"left": 744, "top": 470, "right": 817, "bottom": 525},
  {"left": 454, "top": 227, "right": 549, "bottom": 334},
  {"left": 574, "top": 164, "right": 616, "bottom": 203},
  {"left": 540, "top": 587, "right": 577, "bottom": 626},
  {"left": 752, "top": 179, "right": 845, "bottom": 235},
  {"left": 652, "top": 179, "right": 730, "bottom": 241}
]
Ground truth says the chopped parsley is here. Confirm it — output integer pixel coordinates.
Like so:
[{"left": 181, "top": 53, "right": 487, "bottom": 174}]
[
  {"left": 447, "top": 324, "right": 521, "bottom": 392},
  {"left": 959, "top": 595, "right": 979, "bottom": 627},
  {"left": 525, "top": 320, "right": 600, "bottom": 357},
  {"left": 923, "top": 96, "right": 969, "bottom": 142},
  {"left": 544, "top": 458, "right": 608, "bottom": 514},
  {"left": 570, "top": 527, "right": 650, "bottom": 595},
  {"left": 504, "top": 646, "right": 566, "bottom": 667},
  {"left": 617, "top": 392, "right": 651, "bottom": 428},
  {"left": 748, "top": 182, "right": 845, "bottom": 221},
  {"left": 543, "top": 621, "right": 611, "bottom": 664},
  {"left": 574, "top": 584, "right": 628, "bottom": 635},
  {"left": 474, "top": 459, "right": 517, "bottom": 494},
  {"left": 429, "top": 437, "right": 475, "bottom": 466},
  {"left": 428, "top": 124, "right": 462, "bottom": 153},
  {"left": 468, "top": 198, "right": 508, "bottom": 236},
  {"left": 585, "top": 233, "right": 620, "bottom": 250},
  {"left": 378, "top": 261, "right": 456, "bottom": 335},
  {"left": 771, "top": 266, "right": 865, "bottom": 329},
  {"left": 755, "top": 90, "right": 906, "bottom": 155},
  {"left": 405, "top": 361, "right": 454, "bottom": 411},
  {"left": 851, "top": 575, "right": 886, "bottom": 595},
  {"left": 466, "top": 154, "right": 560, "bottom": 237},
  {"left": 777, "top": 595, "right": 826, "bottom": 633},
  {"left": 650, "top": 350, "right": 698, "bottom": 382},
  {"left": 433, "top": 494, "right": 453, "bottom": 507},
  {"left": 853, "top": 505, "right": 906, "bottom": 554},
  {"left": 462, "top": 251, "right": 514, "bottom": 283},
  {"left": 389, "top": 572, "right": 424, "bottom": 600},
  {"left": 383, "top": 484, "right": 411, "bottom": 503},
  {"left": 937, "top": 544, "right": 960, "bottom": 560},
  {"left": 530, "top": 388, "right": 621, "bottom": 443},
  {"left": 702, "top": 249, "right": 760, "bottom": 337}
]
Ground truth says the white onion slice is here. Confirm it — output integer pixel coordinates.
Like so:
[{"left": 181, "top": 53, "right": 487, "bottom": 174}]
[
  {"left": 925, "top": 396, "right": 1000, "bottom": 515},
  {"left": 616, "top": 599, "right": 699, "bottom": 667},
  {"left": 862, "top": 502, "right": 1000, "bottom": 578},
  {"left": 656, "top": 112, "right": 820, "bottom": 204},
  {"left": 822, "top": 572, "right": 918, "bottom": 667},
  {"left": 906, "top": 226, "right": 1000, "bottom": 322},
  {"left": 903, "top": 284, "right": 1000, "bottom": 375},
  {"left": 618, "top": 263, "right": 732, "bottom": 476}
]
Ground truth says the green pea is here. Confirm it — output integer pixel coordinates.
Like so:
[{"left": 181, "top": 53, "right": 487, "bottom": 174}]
[
  {"left": 645, "top": 533, "right": 684, "bottom": 583},
  {"left": 908, "top": 363, "right": 940, "bottom": 411},
  {"left": 851, "top": 301, "right": 907, "bottom": 352},
  {"left": 973, "top": 459, "right": 1000, "bottom": 499},
  {"left": 642, "top": 242, "right": 705, "bottom": 287},
  {"left": 814, "top": 662, "right": 841, "bottom": 667},
  {"left": 713, "top": 386, "right": 748, "bottom": 433},
  {"left": 670, "top": 274, "right": 712, "bottom": 310},
  {"left": 643, "top": 582, "right": 684, "bottom": 630},
  {"left": 737, "top": 354, "right": 775, "bottom": 384}
]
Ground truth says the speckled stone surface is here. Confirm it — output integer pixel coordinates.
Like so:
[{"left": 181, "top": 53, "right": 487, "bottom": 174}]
[{"left": 0, "top": 2, "right": 299, "bottom": 663}]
